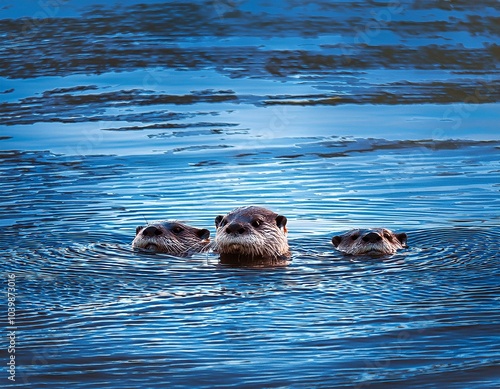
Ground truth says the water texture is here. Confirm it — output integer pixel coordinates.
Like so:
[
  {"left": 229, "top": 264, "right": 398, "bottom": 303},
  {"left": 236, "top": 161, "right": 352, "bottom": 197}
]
[{"left": 0, "top": 0, "right": 499, "bottom": 388}]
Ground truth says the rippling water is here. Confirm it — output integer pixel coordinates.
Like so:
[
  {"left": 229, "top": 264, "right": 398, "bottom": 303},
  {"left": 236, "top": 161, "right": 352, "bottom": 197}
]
[{"left": 1, "top": 1, "right": 499, "bottom": 388}]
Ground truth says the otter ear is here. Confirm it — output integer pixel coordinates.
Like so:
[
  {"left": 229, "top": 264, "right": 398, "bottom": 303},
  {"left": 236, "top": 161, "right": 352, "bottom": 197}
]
[
  {"left": 275, "top": 215, "right": 288, "bottom": 233},
  {"left": 135, "top": 226, "right": 144, "bottom": 236},
  {"left": 332, "top": 236, "right": 342, "bottom": 247},
  {"left": 396, "top": 232, "right": 408, "bottom": 247},
  {"left": 275, "top": 215, "right": 287, "bottom": 228},
  {"left": 215, "top": 215, "right": 224, "bottom": 228},
  {"left": 196, "top": 228, "right": 210, "bottom": 240}
]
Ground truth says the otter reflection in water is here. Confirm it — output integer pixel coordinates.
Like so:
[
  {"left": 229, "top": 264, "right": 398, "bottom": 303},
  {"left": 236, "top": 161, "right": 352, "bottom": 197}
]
[
  {"left": 214, "top": 206, "right": 291, "bottom": 266},
  {"left": 132, "top": 221, "right": 210, "bottom": 255},
  {"left": 332, "top": 228, "right": 407, "bottom": 256}
]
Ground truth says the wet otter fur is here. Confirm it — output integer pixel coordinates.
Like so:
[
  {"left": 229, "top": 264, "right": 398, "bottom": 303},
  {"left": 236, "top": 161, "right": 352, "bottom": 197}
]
[
  {"left": 332, "top": 228, "right": 407, "bottom": 256},
  {"left": 214, "top": 206, "right": 291, "bottom": 266},
  {"left": 132, "top": 221, "right": 210, "bottom": 255}
]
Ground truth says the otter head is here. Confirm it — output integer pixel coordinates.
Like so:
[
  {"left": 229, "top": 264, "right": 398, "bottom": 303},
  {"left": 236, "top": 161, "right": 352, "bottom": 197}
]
[
  {"left": 214, "top": 206, "right": 290, "bottom": 265},
  {"left": 132, "top": 221, "right": 210, "bottom": 255},
  {"left": 332, "top": 228, "right": 407, "bottom": 256}
]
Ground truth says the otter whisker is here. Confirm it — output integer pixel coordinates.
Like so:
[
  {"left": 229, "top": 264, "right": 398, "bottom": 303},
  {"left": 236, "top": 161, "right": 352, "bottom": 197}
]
[{"left": 183, "top": 239, "right": 211, "bottom": 254}]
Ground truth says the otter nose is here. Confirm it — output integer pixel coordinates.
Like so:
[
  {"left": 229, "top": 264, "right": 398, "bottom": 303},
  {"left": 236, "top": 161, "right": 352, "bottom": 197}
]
[
  {"left": 142, "top": 226, "right": 162, "bottom": 237},
  {"left": 225, "top": 222, "right": 247, "bottom": 235},
  {"left": 363, "top": 232, "right": 382, "bottom": 243}
]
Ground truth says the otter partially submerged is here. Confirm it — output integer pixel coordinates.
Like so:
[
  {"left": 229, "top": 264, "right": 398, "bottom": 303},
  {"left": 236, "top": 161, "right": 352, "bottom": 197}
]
[
  {"left": 332, "top": 228, "right": 407, "bottom": 256},
  {"left": 214, "top": 206, "right": 291, "bottom": 266},
  {"left": 132, "top": 221, "right": 210, "bottom": 255}
]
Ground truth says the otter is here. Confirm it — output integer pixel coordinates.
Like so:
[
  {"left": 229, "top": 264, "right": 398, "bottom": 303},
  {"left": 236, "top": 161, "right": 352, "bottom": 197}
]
[
  {"left": 332, "top": 228, "right": 407, "bottom": 256},
  {"left": 132, "top": 221, "right": 210, "bottom": 255},
  {"left": 214, "top": 206, "right": 291, "bottom": 266}
]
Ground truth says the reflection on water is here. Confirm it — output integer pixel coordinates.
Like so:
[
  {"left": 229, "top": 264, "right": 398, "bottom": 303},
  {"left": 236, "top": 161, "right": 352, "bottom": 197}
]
[{"left": 1, "top": 0, "right": 499, "bottom": 388}]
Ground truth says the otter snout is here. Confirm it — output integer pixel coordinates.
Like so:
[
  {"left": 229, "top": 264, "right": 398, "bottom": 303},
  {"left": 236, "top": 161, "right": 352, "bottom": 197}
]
[
  {"left": 142, "top": 225, "right": 162, "bottom": 237},
  {"left": 362, "top": 232, "right": 382, "bottom": 243},
  {"left": 225, "top": 222, "right": 247, "bottom": 235}
]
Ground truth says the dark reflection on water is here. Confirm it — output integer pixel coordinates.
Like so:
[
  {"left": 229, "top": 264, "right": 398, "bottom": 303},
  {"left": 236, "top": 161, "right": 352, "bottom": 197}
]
[
  {"left": 1, "top": 1, "right": 499, "bottom": 78},
  {"left": 1, "top": 0, "right": 500, "bottom": 388}
]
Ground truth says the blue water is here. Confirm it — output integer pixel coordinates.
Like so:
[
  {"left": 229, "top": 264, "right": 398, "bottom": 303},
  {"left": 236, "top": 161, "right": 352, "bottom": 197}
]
[{"left": 1, "top": 1, "right": 499, "bottom": 388}]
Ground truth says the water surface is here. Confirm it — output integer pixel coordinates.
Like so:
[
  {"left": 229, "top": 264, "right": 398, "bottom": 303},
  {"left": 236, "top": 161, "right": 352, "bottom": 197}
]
[{"left": 1, "top": 1, "right": 499, "bottom": 388}]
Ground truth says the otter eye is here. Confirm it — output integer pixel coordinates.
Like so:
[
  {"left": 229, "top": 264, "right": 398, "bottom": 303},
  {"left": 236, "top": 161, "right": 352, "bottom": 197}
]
[
  {"left": 384, "top": 232, "right": 393, "bottom": 241},
  {"left": 351, "top": 234, "right": 360, "bottom": 241},
  {"left": 171, "top": 226, "right": 184, "bottom": 234},
  {"left": 251, "top": 219, "right": 262, "bottom": 228}
]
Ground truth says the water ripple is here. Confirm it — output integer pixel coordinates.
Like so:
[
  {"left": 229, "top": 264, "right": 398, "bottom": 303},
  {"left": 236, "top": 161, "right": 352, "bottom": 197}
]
[{"left": 1, "top": 1, "right": 499, "bottom": 387}]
